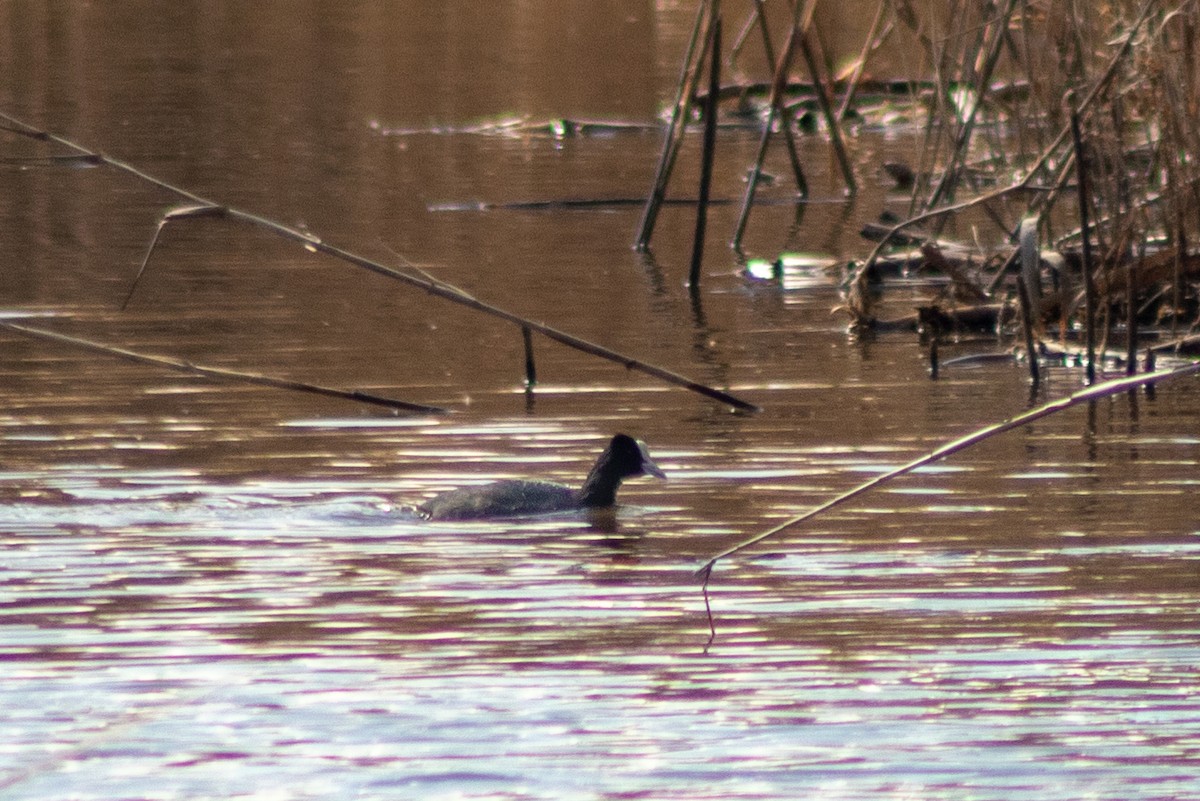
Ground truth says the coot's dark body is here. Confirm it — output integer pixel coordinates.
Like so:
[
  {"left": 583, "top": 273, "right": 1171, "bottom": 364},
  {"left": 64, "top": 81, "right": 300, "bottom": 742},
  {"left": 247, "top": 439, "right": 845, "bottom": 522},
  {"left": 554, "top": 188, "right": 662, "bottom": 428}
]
[{"left": 418, "top": 434, "right": 664, "bottom": 521}]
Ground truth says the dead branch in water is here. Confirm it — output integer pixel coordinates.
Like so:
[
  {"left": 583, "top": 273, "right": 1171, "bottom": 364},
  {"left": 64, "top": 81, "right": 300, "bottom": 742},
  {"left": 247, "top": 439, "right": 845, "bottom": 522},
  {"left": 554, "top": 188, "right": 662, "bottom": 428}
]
[{"left": 0, "top": 111, "right": 759, "bottom": 414}]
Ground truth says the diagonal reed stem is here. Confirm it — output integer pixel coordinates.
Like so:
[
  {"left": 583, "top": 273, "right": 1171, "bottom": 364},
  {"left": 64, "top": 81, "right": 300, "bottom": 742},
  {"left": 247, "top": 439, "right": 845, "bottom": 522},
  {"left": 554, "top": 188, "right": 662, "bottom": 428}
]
[
  {"left": 0, "top": 321, "right": 447, "bottom": 413},
  {"left": 634, "top": 0, "right": 713, "bottom": 251},
  {"left": 699, "top": 357, "right": 1200, "bottom": 582}
]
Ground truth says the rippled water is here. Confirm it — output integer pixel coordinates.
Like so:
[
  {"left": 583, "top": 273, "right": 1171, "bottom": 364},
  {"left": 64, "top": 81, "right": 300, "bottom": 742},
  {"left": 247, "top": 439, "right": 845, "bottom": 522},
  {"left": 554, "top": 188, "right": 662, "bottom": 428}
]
[{"left": 3, "top": 3, "right": 1200, "bottom": 799}]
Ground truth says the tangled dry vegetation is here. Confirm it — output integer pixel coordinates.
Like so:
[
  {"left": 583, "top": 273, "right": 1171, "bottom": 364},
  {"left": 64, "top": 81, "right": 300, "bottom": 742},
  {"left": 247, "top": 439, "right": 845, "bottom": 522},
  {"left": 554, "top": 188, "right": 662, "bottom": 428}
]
[{"left": 844, "top": 0, "right": 1200, "bottom": 372}]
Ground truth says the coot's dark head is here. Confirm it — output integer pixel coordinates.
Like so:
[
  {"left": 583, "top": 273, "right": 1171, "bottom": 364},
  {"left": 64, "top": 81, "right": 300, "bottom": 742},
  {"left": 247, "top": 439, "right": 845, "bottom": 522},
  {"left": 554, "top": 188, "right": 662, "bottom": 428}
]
[
  {"left": 575, "top": 433, "right": 665, "bottom": 508},
  {"left": 603, "top": 433, "right": 666, "bottom": 480}
]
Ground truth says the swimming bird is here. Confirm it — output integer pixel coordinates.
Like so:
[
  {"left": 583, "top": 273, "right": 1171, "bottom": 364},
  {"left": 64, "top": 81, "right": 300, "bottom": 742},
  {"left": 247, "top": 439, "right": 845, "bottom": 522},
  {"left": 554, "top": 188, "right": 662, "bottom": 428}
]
[{"left": 418, "top": 433, "right": 664, "bottom": 520}]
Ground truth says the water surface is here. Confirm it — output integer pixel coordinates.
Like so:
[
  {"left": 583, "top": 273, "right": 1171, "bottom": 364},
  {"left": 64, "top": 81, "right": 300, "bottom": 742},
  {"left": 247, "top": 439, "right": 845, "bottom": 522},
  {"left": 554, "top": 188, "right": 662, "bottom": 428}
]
[{"left": 2, "top": 3, "right": 1199, "bottom": 799}]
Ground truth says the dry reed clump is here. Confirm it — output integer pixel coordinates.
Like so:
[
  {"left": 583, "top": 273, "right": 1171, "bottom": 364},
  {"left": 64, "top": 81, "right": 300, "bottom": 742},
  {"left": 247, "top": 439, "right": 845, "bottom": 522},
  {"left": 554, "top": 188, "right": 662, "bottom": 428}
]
[
  {"left": 848, "top": 0, "right": 1200, "bottom": 373},
  {"left": 700, "top": 1, "right": 1200, "bottom": 593}
]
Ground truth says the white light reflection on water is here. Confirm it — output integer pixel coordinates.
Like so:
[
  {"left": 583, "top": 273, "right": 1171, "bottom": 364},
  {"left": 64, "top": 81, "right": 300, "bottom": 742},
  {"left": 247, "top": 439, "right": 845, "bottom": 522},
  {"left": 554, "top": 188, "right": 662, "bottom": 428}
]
[{"left": 3, "top": 476, "right": 1199, "bottom": 800}]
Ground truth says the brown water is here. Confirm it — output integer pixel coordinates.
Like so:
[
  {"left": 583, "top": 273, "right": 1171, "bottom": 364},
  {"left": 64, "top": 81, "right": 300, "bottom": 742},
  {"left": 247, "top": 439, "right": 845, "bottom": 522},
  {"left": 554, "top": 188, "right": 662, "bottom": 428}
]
[{"left": 2, "top": 3, "right": 1199, "bottom": 799}]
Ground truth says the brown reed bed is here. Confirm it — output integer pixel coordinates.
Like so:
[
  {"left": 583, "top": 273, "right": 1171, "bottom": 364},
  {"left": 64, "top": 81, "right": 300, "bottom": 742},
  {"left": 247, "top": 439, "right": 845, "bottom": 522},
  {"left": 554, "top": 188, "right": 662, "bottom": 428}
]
[
  {"left": 841, "top": 0, "right": 1200, "bottom": 379},
  {"left": 648, "top": 0, "right": 1200, "bottom": 382}
]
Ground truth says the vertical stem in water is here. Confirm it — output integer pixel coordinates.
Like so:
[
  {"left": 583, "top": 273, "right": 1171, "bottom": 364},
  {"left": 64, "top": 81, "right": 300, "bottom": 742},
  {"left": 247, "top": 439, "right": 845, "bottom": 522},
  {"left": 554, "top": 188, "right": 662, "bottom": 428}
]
[
  {"left": 1016, "top": 274, "right": 1041, "bottom": 389},
  {"left": 690, "top": 10, "right": 722, "bottom": 287},
  {"left": 751, "top": 0, "right": 807, "bottom": 197},
  {"left": 1110, "top": 95, "right": 1137, "bottom": 376},
  {"left": 635, "top": 0, "right": 712, "bottom": 251},
  {"left": 1070, "top": 103, "right": 1097, "bottom": 384},
  {"left": 522, "top": 325, "right": 537, "bottom": 388},
  {"left": 796, "top": 27, "right": 856, "bottom": 194},
  {"left": 1126, "top": 247, "right": 1138, "bottom": 375},
  {"left": 731, "top": 16, "right": 798, "bottom": 249}
]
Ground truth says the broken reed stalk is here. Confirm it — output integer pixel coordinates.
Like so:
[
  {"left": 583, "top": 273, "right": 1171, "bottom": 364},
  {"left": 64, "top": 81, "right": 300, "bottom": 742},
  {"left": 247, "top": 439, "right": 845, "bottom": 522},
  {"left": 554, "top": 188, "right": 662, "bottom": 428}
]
[
  {"left": 690, "top": 10, "right": 722, "bottom": 288},
  {"left": 698, "top": 358, "right": 1200, "bottom": 585},
  {"left": 731, "top": 17, "right": 799, "bottom": 249},
  {"left": 750, "top": 0, "right": 808, "bottom": 197},
  {"left": 0, "top": 110, "right": 760, "bottom": 413},
  {"left": 795, "top": 25, "right": 856, "bottom": 194},
  {"left": 0, "top": 321, "right": 447, "bottom": 414},
  {"left": 634, "top": 0, "right": 712, "bottom": 251},
  {"left": 1070, "top": 102, "right": 1098, "bottom": 384}
]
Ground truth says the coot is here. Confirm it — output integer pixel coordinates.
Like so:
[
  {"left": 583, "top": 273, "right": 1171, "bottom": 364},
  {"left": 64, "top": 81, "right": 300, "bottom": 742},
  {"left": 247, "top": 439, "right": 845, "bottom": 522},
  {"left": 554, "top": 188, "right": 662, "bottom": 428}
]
[{"left": 418, "top": 433, "right": 664, "bottom": 520}]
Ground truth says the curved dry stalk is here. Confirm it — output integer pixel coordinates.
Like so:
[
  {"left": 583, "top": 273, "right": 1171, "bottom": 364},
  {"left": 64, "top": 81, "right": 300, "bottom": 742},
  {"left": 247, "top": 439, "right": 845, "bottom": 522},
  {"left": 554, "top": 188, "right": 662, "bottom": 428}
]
[{"left": 698, "top": 357, "right": 1200, "bottom": 584}]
